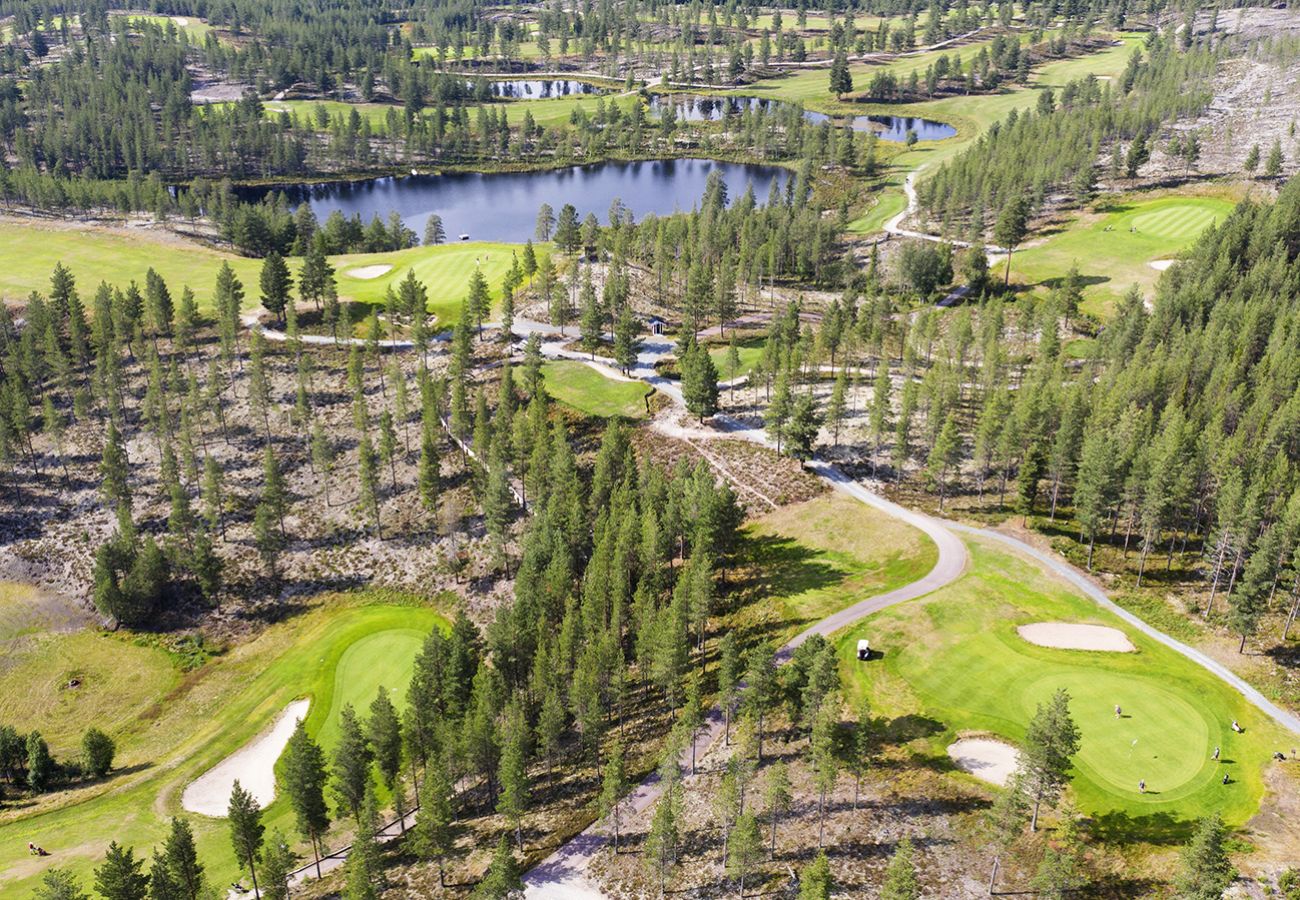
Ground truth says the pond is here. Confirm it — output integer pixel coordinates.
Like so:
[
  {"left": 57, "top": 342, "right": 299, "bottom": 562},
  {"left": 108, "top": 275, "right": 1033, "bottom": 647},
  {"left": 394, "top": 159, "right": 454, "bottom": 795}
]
[
  {"left": 644, "top": 94, "right": 955, "bottom": 141},
  {"left": 467, "top": 78, "right": 607, "bottom": 98},
  {"left": 243, "top": 158, "right": 791, "bottom": 243}
]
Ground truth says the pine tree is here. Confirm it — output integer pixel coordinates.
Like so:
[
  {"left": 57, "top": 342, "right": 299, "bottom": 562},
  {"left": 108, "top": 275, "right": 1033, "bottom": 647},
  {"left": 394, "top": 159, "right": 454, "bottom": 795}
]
[
  {"left": 26, "top": 730, "right": 53, "bottom": 791},
  {"left": 599, "top": 739, "right": 630, "bottom": 852},
  {"left": 785, "top": 392, "right": 821, "bottom": 462},
  {"left": 283, "top": 721, "right": 331, "bottom": 877},
  {"left": 1175, "top": 815, "right": 1234, "bottom": 899},
  {"left": 881, "top": 837, "right": 920, "bottom": 900},
  {"left": 496, "top": 699, "right": 530, "bottom": 850},
  {"left": 94, "top": 842, "right": 149, "bottom": 900},
  {"left": 259, "top": 251, "right": 293, "bottom": 323},
  {"left": 424, "top": 214, "right": 446, "bottom": 245},
  {"left": 728, "top": 812, "right": 763, "bottom": 895},
  {"left": 358, "top": 432, "right": 382, "bottom": 538},
  {"left": 227, "top": 780, "right": 265, "bottom": 899},
  {"left": 258, "top": 831, "right": 294, "bottom": 900},
  {"left": 475, "top": 837, "right": 523, "bottom": 900},
  {"left": 1032, "top": 804, "right": 1085, "bottom": 899},
  {"left": 764, "top": 760, "right": 792, "bottom": 859},
  {"left": 798, "top": 852, "right": 832, "bottom": 900},
  {"left": 332, "top": 704, "right": 374, "bottom": 824},
  {"left": 415, "top": 760, "right": 455, "bottom": 887},
  {"left": 1018, "top": 688, "right": 1080, "bottom": 831},
  {"left": 33, "top": 869, "right": 89, "bottom": 900},
  {"left": 162, "top": 817, "right": 205, "bottom": 900}
]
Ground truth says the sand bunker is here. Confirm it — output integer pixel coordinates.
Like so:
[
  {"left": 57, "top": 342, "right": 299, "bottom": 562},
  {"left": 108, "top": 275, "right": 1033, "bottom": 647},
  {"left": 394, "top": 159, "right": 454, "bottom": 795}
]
[
  {"left": 1148, "top": 259, "right": 1175, "bottom": 271},
  {"left": 948, "top": 738, "right": 1020, "bottom": 787},
  {"left": 181, "top": 699, "right": 309, "bottom": 816},
  {"left": 1017, "top": 622, "right": 1136, "bottom": 652},
  {"left": 345, "top": 264, "right": 393, "bottom": 280}
]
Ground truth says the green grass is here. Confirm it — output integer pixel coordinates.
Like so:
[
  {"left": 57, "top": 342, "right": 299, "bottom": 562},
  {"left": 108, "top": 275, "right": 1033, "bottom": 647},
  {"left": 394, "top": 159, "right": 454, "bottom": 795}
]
[
  {"left": 839, "top": 538, "right": 1283, "bottom": 838},
  {"left": 1011, "top": 195, "right": 1233, "bottom": 318},
  {"left": 262, "top": 92, "right": 638, "bottom": 131},
  {"left": 0, "top": 221, "right": 533, "bottom": 327},
  {"left": 126, "top": 14, "right": 214, "bottom": 40},
  {"left": 541, "top": 359, "right": 652, "bottom": 419},
  {"left": 708, "top": 338, "right": 764, "bottom": 380},
  {"left": 734, "top": 493, "right": 938, "bottom": 645},
  {"left": 0, "top": 599, "right": 448, "bottom": 898}
]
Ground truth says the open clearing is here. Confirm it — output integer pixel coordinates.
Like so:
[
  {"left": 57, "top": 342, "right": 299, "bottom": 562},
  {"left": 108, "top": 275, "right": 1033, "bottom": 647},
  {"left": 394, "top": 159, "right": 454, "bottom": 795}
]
[
  {"left": 541, "top": 359, "right": 653, "bottom": 419},
  {"left": 0, "top": 600, "right": 448, "bottom": 897},
  {"left": 0, "top": 219, "right": 532, "bottom": 326},
  {"left": 1012, "top": 195, "right": 1234, "bottom": 318},
  {"left": 180, "top": 699, "right": 310, "bottom": 817},
  {"left": 947, "top": 737, "right": 1020, "bottom": 786},
  {"left": 840, "top": 537, "right": 1284, "bottom": 835},
  {"left": 732, "top": 492, "right": 937, "bottom": 646},
  {"left": 1018, "top": 622, "right": 1136, "bottom": 652}
]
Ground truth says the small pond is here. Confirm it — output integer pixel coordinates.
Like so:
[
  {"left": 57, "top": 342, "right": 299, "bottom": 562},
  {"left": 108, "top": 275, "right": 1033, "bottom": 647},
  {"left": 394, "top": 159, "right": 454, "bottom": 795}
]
[
  {"left": 645, "top": 94, "right": 955, "bottom": 141},
  {"left": 466, "top": 78, "right": 608, "bottom": 98},
  {"left": 240, "top": 158, "right": 791, "bottom": 243}
]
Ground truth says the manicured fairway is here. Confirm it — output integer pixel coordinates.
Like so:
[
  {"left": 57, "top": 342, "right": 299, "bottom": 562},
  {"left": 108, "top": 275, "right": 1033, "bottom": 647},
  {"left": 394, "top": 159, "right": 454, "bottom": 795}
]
[
  {"left": 1012, "top": 195, "right": 1234, "bottom": 319},
  {"left": 0, "top": 220, "right": 532, "bottom": 326},
  {"left": 839, "top": 538, "right": 1282, "bottom": 836},
  {"left": 735, "top": 493, "right": 938, "bottom": 645},
  {"left": 0, "top": 600, "right": 448, "bottom": 897},
  {"left": 541, "top": 359, "right": 653, "bottom": 419}
]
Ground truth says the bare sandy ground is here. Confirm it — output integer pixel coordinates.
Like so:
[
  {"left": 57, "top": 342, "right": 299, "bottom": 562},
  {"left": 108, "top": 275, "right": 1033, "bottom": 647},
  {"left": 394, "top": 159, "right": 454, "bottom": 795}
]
[
  {"left": 181, "top": 699, "right": 309, "bottom": 816},
  {"left": 1149, "top": 259, "right": 1175, "bottom": 271},
  {"left": 345, "top": 264, "right": 394, "bottom": 279},
  {"left": 947, "top": 738, "right": 1020, "bottom": 787},
  {"left": 1017, "top": 622, "right": 1136, "bottom": 652}
]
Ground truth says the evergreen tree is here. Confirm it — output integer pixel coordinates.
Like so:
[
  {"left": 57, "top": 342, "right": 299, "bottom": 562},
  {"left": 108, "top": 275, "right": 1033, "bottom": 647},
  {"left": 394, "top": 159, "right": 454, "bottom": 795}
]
[
  {"left": 475, "top": 837, "right": 523, "bottom": 900},
  {"left": 424, "top": 214, "right": 446, "bottom": 245},
  {"left": 1032, "top": 805, "right": 1085, "bottom": 900},
  {"left": 227, "top": 780, "right": 264, "bottom": 898},
  {"left": 26, "top": 731, "right": 53, "bottom": 791},
  {"left": 881, "top": 837, "right": 920, "bottom": 900},
  {"left": 1018, "top": 688, "right": 1080, "bottom": 830},
  {"left": 82, "top": 727, "right": 116, "bottom": 778},
  {"left": 161, "top": 818, "right": 205, "bottom": 900},
  {"left": 259, "top": 251, "right": 293, "bottom": 323},
  {"left": 727, "top": 812, "right": 763, "bottom": 895},
  {"left": 763, "top": 760, "right": 792, "bottom": 859},
  {"left": 415, "top": 761, "right": 455, "bottom": 887},
  {"left": 33, "top": 869, "right": 89, "bottom": 900},
  {"left": 258, "top": 831, "right": 294, "bottom": 900},
  {"left": 94, "top": 842, "right": 150, "bottom": 900},
  {"left": 283, "top": 721, "right": 331, "bottom": 877},
  {"left": 798, "top": 852, "right": 832, "bottom": 900},
  {"left": 599, "top": 740, "right": 630, "bottom": 853},
  {"left": 1175, "top": 815, "right": 1234, "bottom": 900},
  {"left": 332, "top": 704, "right": 374, "bottom": 824}
]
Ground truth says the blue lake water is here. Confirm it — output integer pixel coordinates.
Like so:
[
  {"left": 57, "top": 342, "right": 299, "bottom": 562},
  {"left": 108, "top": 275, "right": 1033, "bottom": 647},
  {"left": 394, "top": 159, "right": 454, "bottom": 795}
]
[
  {"left": 243, "top": 158, "right": 791, "bottom": 242},
  {"left": 645, "top": 94, "right": 955, "bottom": 141}
]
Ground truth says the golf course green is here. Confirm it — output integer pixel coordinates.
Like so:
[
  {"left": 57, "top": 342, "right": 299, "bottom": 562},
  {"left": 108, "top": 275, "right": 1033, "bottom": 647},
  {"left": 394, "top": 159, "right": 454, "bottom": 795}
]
[
  {"left": 0, "top": 598, "right": 448, "bottom": 897},
  {"left": 1012, "top": 194, "right": 1235, "bottom": 318},
  {"left": 840, "top": 537, "right": 1283, "bottom": 836},
  {"left": 0, "top": 220, "right": 533, "bottom": 327}
]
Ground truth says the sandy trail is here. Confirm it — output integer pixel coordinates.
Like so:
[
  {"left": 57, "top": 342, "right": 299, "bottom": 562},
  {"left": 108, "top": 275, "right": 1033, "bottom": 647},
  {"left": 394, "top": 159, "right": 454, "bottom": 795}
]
[
  {"left": 948, "top": 738, "right": 1020, "bottom": 787},
  {"left": 1017, "top": 622, "right": 1136, "bottom": 652},
  {"left": 181, "top": 699, "right": 309, "bottom": 816}
]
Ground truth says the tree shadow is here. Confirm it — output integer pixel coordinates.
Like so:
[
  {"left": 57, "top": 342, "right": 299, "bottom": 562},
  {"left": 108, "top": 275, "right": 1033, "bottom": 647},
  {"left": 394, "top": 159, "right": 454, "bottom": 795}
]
[{"left": 1088, "top": 809, "right": 1195, "bottom": 845}]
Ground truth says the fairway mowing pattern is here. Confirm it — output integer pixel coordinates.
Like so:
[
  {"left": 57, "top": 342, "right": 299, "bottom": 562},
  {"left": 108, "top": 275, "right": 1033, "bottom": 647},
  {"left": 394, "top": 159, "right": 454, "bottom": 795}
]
[
  {"left": 1130, "top": 203, "right": 1221, "bottom": 241},
  {"left": 840, "top": 539, "right": 1283, "bottom": 832}
]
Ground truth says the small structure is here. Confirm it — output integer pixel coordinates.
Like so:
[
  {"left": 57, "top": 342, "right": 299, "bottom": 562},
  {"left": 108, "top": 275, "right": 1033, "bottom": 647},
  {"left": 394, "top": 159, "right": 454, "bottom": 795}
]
[
  {"left": 459, "top": 233, "right": 470, "bottom": 241},
  {"left": 646, "top": 315, "right": 667, "bottom": 336},
  {"left": 856, "top": 639, "right": 870, "bottom": 661}
]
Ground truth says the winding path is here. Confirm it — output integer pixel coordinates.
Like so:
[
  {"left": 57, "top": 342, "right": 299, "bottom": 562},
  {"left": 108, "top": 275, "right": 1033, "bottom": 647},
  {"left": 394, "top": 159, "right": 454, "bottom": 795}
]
[{"left": 520, "top": 323, "right": 1300, "bottom": 900}]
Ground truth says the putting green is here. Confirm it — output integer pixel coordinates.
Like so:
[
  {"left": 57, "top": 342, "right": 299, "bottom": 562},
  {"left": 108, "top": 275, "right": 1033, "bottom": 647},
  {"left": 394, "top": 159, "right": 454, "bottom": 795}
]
[
  {"left": 0, "top": 600, "right": 448, "bottom": 897},
  {"left": 1011, "top": 194, "right": 1235, "bottom": 319},
  {"left": 841, "top": 538, "right": 1284, "bottom": 835}
]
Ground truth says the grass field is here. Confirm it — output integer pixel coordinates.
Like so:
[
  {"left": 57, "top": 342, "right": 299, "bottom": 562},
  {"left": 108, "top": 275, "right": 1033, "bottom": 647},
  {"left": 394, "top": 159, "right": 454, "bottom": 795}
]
[
  {"left": 0, "top": 598, "right": 449, "bottom": 897},
  {"left": 126, "top": 14, "right": 214, "bottom": 40},
  {"left": 734, "top": 493, "right": 937, "bottom": 646},
  {"left": 0, "top": 220, "right": 533, "bottom": 327},
  {"left": 1012, "top": 194, "right": 1235, "bottom": 318},
  {"left": 839, "top": 537, "right": 1283, "bottom": 837},
  {"left": 709, "top": 337, "right": 764, "bottom": 380},
  {"left": 541, "top": 359, "right": 653, "bottom": 419}
]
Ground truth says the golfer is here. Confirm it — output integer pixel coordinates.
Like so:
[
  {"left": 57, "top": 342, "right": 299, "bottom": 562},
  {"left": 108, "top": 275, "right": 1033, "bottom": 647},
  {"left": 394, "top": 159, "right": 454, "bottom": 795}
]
[
  {"left": 1138, "top": 779, "right": 1146, "bottom": 793},
  {"left": 1115, "top": 704, "right": 1122, "bottom": 719},
  {"left": 1212, "top": 746, "right": 1220, "bottom": 760}
]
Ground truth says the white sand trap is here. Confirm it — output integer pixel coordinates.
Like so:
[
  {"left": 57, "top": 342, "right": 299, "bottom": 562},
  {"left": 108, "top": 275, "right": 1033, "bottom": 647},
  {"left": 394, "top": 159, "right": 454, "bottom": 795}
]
[
  {"left": 1149, "top": 259, "right": 1175, "bottom": 271},
  {"left": 948, "top": 738, "right": 1020, "bottom": 787},
  {"left": 173, "top": 16, "right": 189, "bottom": 26},
  {"left": 345, "top": 264, "right": 394, "bottom": 279},
  {"left": 181, "top": 699, "right": 309, "bottom": 816},
  {"left": 1017, "top": 622, "right": 1136, "bottom": 652}
]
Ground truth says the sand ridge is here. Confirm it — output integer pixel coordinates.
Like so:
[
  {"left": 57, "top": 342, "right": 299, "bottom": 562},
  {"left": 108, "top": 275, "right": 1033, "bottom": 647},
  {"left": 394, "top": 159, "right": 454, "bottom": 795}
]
[{"left": 345, "top": 264, "right": 394, "bottom": 279}]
